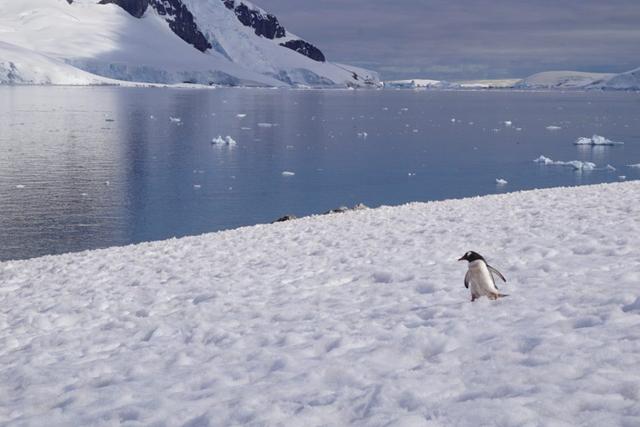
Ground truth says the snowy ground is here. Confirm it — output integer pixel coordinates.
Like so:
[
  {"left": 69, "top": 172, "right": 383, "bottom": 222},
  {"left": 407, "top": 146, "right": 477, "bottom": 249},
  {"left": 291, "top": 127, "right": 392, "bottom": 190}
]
[{"left": 1, "top": 182, "right": 640, "bottom": 426}]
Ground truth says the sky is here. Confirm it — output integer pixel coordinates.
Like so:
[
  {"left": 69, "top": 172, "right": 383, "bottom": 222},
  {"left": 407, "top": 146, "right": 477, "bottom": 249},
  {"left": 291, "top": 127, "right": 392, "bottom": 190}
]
[{"left": 258, "top": 0, "right": 640, "bottom": 81}]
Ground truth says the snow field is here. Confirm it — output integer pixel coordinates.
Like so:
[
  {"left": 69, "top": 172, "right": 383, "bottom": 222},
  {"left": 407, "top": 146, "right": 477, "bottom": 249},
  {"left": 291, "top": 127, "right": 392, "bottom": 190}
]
[{"left": 1, "top": 182, "right": 640, "bottom": 426}]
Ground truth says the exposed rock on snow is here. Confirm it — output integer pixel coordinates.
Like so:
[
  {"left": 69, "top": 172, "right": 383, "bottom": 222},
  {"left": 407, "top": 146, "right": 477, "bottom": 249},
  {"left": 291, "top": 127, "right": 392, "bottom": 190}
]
[
  {"left": 1, "top": 182, "right": 639, "bottom": 426},
  {"left": 324, "top": 203, "right": 369, "bottom": 215},
  {"left": 272, "top": 215, "right": 297, "bottom": 223}
]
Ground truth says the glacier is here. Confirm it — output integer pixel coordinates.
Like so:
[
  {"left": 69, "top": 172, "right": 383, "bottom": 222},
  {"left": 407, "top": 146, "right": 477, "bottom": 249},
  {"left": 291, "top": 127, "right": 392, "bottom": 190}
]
[{"left": 0, "top": 0, "right": 379, "bottom": 87}]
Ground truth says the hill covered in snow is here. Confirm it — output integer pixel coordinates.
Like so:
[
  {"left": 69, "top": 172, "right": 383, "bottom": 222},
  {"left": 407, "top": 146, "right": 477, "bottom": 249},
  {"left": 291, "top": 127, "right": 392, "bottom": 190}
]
[
  {"left": 1, "top": 181, "right": 639, "bottom": 425},
  {"left": 0, "top": 0, "right": 378, "bottom": 87},
  {"left": 513, "top": 70, "right": 614, "bottom": 90},
  {"left": 384, "top": 68, "right": 640, "bottom": 91}
]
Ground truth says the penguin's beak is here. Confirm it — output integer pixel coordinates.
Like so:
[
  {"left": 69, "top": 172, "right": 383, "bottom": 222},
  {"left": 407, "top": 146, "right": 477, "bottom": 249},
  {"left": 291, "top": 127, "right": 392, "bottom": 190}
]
[{"left": 457, "top": 256, "right": 465, "bottom": 261}]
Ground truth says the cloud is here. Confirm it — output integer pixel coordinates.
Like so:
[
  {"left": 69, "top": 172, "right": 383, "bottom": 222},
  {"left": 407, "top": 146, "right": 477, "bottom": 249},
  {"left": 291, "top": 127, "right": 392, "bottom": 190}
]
[{"left": 258, "top": 0, "right": 640, "bottom": 80}]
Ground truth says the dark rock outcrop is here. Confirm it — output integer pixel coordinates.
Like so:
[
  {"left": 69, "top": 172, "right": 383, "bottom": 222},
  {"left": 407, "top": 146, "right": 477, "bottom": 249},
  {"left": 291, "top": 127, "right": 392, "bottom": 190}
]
[
  {"left": 98, "top": 0, "right": 149, "bottom": 18},
  {"left": 221, "top": 0, "right": 325, "bottom": 62},
  {"left": 223, "top": 0, "right": 286, "bottom": 39},
  {"left": 96, "top": 0, "right": 211, "bottom": 53},
  {"left": 149, "top": 0, "right": 212, "bottom": 52},
  {"left": 280, "top": 40, "right": 325, "bottom": 62},
  {"left": 272, "top": 215, "right": 297, "bottom": 223},
  {"left": 90, "top": 0, "right": 327, "bottom": 63}
]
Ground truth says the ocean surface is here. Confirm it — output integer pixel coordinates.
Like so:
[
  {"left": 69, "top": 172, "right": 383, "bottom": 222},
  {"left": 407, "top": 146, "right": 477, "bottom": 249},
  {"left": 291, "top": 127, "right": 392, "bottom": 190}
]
[{"left": 1, "top": 87, "right": 639, "bottom": 260}]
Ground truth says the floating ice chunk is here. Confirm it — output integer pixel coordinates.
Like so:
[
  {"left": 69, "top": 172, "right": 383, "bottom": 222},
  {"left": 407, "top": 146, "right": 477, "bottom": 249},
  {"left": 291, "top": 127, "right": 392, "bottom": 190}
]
[
  {"left": 605, "top": 164, "right": 616, "bottom": 172},
  {"left": 408, "top": 172, "right": 416, "bottom": 176},
  {"left": 566, "top": 160, "right": 596, "bottom": 171},
  {"left": 149, "top": 115, "right": 156, "bottom": 120},
  {"left": 515, "top": 127, "right": 523, "bottom": 131},
  {"left": 534, "top": 155, "right": 555, "bottom": 165},
  {"left": 627, "top": 164, "right": 640, "bottom": 168},
  {"left": 258, "top": 122, "right": 276, "bottom": 128},
  {"left": 574, "top": 135, "right": 624, "bottom": 146},
  {"left": 169, "top": 116, "right": 181, "bottom": 123},
  {"left": 236, "top": 114, "right": 247, "bottom": 118},
  {"left": 281, "top": 171, "right": 295, "bottom": 177},
  {"left": 451, "top": 118, "right": 456, "bottom": 123},
  {"left": 15, "top": 184, "right": 25, "bottom": 189},
  {"left": 193, "top": 184, "right": 202, "bottom": 189},
  {"left": 619, "top": 176, "right": 627, "bottom": 180},
  {"left": 504, "top": 121, "right": 512, "bottom": 127},
  {"left": 546, "top": 125, "right": 562, "bottom": 131},
  {"left": 496, "top": 178, "right": 508, "bottom": 185},
  {"left": 212, "top": 136, "right": 237, "bottom": 146},
  {"left": 534, "top": 155, "right": 596, "bottom": 170},
  {"left": 357, "top": 132, "right": 368, "bottom": 139}
]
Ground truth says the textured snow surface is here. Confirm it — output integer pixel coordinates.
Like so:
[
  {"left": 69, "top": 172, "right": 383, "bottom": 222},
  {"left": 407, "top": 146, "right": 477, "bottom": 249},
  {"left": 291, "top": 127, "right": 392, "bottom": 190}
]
[{"left": 1, "top": 182, "right": 640, "bottom": 426}]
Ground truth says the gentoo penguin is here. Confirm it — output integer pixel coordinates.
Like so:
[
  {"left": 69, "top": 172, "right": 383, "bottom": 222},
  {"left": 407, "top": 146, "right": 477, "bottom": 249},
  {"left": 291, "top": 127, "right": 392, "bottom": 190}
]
[{"left": 458, "top": 251, "right": 507, "bottom": 302}]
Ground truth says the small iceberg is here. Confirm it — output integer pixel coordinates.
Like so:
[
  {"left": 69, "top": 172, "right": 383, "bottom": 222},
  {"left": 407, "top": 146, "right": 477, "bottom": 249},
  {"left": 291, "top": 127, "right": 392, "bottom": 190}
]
[
  {"left": 574, "top": 135, "right": 623, "bottom": 146},
  {"left": 546, "top": 125, "right": 562, "bottom": 131},
  {"left": 212, "top": 136, "right": 237, "bottom": 146},
  {"left": 236, "top": 114, "right": 247, "bottom": 118},
  {"left": 534, "top": 155, "right": 596, "bottom": 171},
  {"left": 357, "top": 131, "right": 368, "bottom": 139},
  {"left": 169, "top": 116, "right": 182, "bottom": 123},
  {"left": 504, "top": 121, "right": 512, "bottom": 127},
  {"left": 281, "top": 171, "right": 295, "bottom": 177},
  {"left": 495, "top": 178, "right": 508, "bottom": 185},
  {"left": 627, "top": 164, "right": 640, "bottom": 169},
  {"left": 258, "top": 122, "right": 276, "bottom": 128}
]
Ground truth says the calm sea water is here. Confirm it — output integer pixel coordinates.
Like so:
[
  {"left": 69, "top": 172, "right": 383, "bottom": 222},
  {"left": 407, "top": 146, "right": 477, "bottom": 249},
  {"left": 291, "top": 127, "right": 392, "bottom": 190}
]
[{"left": 1, "top": 87, "right": 639, "bottom": 260}]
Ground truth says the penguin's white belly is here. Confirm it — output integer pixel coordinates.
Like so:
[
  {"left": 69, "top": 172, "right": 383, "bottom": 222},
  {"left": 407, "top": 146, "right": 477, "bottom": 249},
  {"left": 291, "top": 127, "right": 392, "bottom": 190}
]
[{"left": 468, "top": 261, "right": 499, "bottom": 297}]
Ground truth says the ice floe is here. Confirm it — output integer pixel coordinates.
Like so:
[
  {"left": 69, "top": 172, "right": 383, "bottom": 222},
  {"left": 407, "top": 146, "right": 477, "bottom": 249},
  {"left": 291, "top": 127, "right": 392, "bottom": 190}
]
[
  {"left": 211, "top": 136, "right": 237, "bottom": 146},
  {"left": 534, "top": 155, "right": 596, "bottom": 171},
  {"left": 574, "top": 135, "right": 624, "bottom": 146}
]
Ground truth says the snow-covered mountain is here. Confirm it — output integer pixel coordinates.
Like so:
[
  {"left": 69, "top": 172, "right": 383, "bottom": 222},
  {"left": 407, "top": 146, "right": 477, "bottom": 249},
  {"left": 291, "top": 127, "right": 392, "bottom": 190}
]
[
  {"left": 593, "top": 67, "right": 640, "bottom": 91},
  {"left": 513, "top": 71, "right": 614, "bottom": 90},
  {"left": 0, "top": 0, "right": 379, "bottom": 87},
  {"left": 383, "top": 68, "right": 640, "bottom": 91}
]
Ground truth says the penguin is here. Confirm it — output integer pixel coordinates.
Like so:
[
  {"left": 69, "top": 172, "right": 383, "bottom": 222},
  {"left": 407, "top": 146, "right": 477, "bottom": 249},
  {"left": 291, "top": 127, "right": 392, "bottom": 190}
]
[{"left": 458, "top": 251, "right": 507, "bottom": 302}]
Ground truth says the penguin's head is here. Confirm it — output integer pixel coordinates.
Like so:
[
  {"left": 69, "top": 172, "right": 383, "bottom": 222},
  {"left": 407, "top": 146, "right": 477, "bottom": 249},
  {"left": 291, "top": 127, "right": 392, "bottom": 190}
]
[{"left": 458, "top": 251, "right": 484, "bottom": 262}]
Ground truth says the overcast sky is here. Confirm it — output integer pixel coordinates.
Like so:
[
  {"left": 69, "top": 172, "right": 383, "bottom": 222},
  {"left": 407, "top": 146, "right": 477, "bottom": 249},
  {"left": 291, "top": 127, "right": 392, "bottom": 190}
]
[{"left": 258, "top": 0, "right": 640, "bottom": 81}]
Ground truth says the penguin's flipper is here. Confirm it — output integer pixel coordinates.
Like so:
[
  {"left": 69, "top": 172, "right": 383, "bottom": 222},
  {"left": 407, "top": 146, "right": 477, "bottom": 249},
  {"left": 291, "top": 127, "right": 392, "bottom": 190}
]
[
  {"left": 487, "top": 265, "right": 506, "bottom": 283},
  {"left": 464, "top": 271, "right": 470, "bottom": 289}
]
